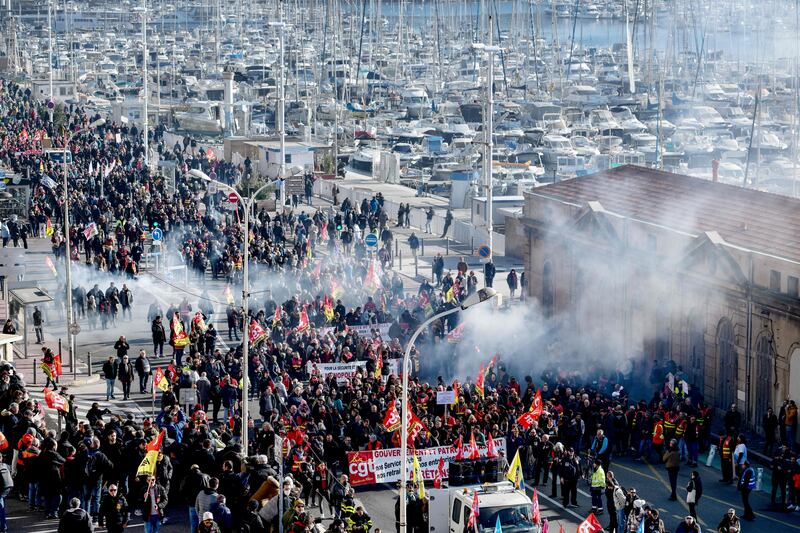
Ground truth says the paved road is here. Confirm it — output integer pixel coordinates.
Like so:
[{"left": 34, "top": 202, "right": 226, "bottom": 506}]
[{"left": 15, "top": 195, "right": 797, "bottom": 532}]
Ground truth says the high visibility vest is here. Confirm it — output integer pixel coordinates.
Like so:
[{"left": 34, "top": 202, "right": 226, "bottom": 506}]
[
  {"left": 743, "top": 467, "right": 756, "bottom": 490},
  {"left": 675, "top": 420, "right": 687, "bottom": 438},
  {"left": 652, "top": 421, "right": 665, "bottom": 445},
  {"left": 0, "top": 432, "right": 7, "bottom": 451},
  {"left": 663, "top": 415, "right": 676, "bottom": 433},
  {"left": 720, "top": 437, "right": 733, "bottom": 458},
  {"left": 340, "top": 499, "right": 356, "bottom": 517},
  {"left": 591, "top": 467, "right": 606, "bottom": 488}
]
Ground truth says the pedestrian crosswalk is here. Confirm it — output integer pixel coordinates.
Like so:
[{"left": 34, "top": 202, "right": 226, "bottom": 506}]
[{"left": 29, "top": 384, "right": 154, "bottom": 427}]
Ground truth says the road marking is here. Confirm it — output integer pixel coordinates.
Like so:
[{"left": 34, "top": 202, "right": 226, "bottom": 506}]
[
  {"left": 614, "top": 460, "right": 800, "bottom": 531},
  {"left": 524, "top": 482, "right": 585, "bottom": 523}
]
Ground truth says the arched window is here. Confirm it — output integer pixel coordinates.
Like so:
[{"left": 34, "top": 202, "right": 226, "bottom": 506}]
[
  {"left": 755, "top": 335, "right": 773, "bottom": 429},
  {"left": 716, "top": 319, "right": 737, "bottom": 410},
  {"left": 542, "top": 261, "right": 554, "bottom": 318}
]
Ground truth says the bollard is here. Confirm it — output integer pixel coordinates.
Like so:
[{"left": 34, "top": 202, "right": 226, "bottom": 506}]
[
  {"left": 415, "top": 255, "right": 418, "bottom": 277},
  {"left": 446, "top": 238, "right": 450, "bottom": 255},
  {"left": 756, "top": 467, "right": 764, "bottom": 491},
  {"left": 395, "top": 238, "right": 399, "bottom": 259},
  {"left": 33, "top": 358, "right": 37, "bottom": 384},
  {"left": 399, "top": 249, "right": 403, "bottom": 269},
  {"left": 58, "top": 338, "right": 62, "bottom": 360},
  {"left": 87, "top": 351, "right": 92, "bottom": 376},
  {"left": 705, "top": 444, "right": 717, "bottom": 467},
  {"left": 471, "top": 237, "right": 474, "bottom": 254},
  {"left": 421, "top": 238, "right": 425, "bottom": 256}
]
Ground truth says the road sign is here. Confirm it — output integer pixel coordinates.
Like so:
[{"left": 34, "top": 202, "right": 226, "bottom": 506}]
[
  {"left": 364, "top": 233, "right": 379, "bottom": 248},
  {"left": 69, "top": 322, "right": 81, "bottom": 335},
  {"left": 151, "top": 228, "right": 163, "bottom": 241},
  {"left": 208, "top": 182, "right": 218, "bottom": 195},
  {"left": 45, "top": 150, "right": 73, "bottom": 164},
  {"left": 228, "top": 192, "right": 239, "bottom": 203},
  {"left": 478, "top": 245, "right": 491, "bottom": 258},
  {"left": 47, "top": 100, "right": 54, "bottom": 109}
]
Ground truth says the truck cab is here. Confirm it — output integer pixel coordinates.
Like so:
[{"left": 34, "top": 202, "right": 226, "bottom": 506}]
[{"left": 428, "top": 481, "right": 539, "bottom": 533}]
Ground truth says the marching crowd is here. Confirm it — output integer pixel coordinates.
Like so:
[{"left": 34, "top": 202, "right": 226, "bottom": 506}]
[{"left": 0, "top": 77, "right": 787, "bottom": 533}]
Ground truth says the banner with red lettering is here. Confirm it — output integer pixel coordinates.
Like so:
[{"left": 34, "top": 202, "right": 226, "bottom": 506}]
[{"left": 347, "top": 438, "right": 507, "bottom": 486}]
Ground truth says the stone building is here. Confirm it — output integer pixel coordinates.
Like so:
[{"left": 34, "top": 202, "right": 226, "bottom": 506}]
[{"left": 516, "top": 165, "right": 800, "bottom": 431}]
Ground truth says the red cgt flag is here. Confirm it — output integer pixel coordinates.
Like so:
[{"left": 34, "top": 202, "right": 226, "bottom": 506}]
[
  {"left": 532, "top": 488, "right": 541, "bottom": 525},
  {"left": 466, "top": 490, "right": 480, "bottom": 529},
  {"left": 383, "top": 402, "right": 402, "bottom": 432},
  {"left": 467, "top": 431, "right": 480, "bottom": 460},
  {"left": 146, "top": 429, "right": 166, "bottom": 452},
  {"left": 486, "top": 433, "right": 498, "bottom": 458},
  {"left": 576, "top": 513, "right": 603, "bottom": 533},
  {"left": 454, "top": 435, "right": 465, "bottom": 461},
  {"left": 517, "top": 388, "right": 544, "bottom": 429},
  {"left": 530, "top": 388, "right": 544, "bottom": 419},
  {"left": 433, "top": 457, "right": 445, "bottom": 489},
  {"left": 43, "top": 388, "right": 67, "bottom": 412}
]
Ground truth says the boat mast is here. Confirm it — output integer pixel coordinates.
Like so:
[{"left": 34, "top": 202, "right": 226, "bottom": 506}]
[
  {"left": 48, "top": 0, "right": 53, "bottom": 107},
  {"left": 142, "top": 0, "right": 149, "bottom": 166},
  {"left": 485, "top": 16, "right": 494, "bottom": 262}
]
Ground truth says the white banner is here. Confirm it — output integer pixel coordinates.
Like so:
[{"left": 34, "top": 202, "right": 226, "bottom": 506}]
[
  {"left": 347, "top": 438, "right": 507, "bottom": 486},
  {"left": 318, "top": 322, "right": 393, "bottom": 339},
  {"left": 307, "top": 358, "right": 401, "bottom": 383}
]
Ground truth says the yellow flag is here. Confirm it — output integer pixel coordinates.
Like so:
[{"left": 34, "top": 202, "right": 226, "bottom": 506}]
[
  {"left": 413, "top": 453, "right": 425, "bottom": 499},
  {"left": 446, "top": 286, "right": 454, "bottom": 303},
  {"left": 507, "top": 450, "right": 523, "bottom": 489},
  {"left": 137, "top": 450, "right": 159, "bottom": 477}
]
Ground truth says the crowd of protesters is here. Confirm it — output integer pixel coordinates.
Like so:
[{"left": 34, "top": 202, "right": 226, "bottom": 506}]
[{"left": 0, "top": 77, "right": 785, "bottom": 533}]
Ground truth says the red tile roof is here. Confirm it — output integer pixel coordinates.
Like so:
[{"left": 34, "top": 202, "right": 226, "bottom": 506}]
[{"left": 530, "top": 165, "right": 800, "bottom": 261}]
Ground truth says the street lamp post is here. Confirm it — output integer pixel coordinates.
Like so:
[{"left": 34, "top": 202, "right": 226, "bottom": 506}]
[
  {"left": 189, "top": 168, "right": 270, "bottom": 454},
  {"left": 399, "top": 287, "right": 497, "bottom": 533},
  {"left": 269, "top": 14, "right": 286, "bottom": 212},
  {"left": 63, "top": 118, "right": 105, "bottom": 376}
]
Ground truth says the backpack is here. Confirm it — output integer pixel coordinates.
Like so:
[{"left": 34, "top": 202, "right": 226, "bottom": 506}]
[
  {"left": 84, "top": 453, "right": 99, "bottom": 478},
  {"left": 0, "top": 463, "right": 13, "bottom": 497}
]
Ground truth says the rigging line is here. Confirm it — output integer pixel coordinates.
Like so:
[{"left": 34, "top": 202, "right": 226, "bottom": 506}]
[
  {"left": 566, "top": 0, "right": 579, "bottom": 81},
  {"left": 490, "top": 0, "right": 510, "bottom": 97}
]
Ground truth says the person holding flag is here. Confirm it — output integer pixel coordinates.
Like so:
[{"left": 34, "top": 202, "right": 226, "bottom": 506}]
[
  {"left": 507, "top": 449, "right": 524, "bottom": 490},
  {"left": 412, "top": 453, "right": 426, "bottom": 500}
]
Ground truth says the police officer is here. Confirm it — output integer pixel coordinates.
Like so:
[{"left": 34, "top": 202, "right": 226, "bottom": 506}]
[{"left": 738, "top": 460, "right": 756, "bottom": 520}]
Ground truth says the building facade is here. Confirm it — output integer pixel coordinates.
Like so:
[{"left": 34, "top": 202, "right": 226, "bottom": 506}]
[{"left": 517, "top": 165, "right": 800, "bottom": 432}]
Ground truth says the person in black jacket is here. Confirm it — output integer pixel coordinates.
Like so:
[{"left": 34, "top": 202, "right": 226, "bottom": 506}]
[
  {"left": 559, "top": 447, "right": 581, "bottom": 508},
  {"left": 241, "top": 499, "right": 267, "bottom": 532},
  {"left": 117, "top": 356, "right": 135, "bottom": 400},
  {"left": 99, "top": 484, "right": 130, "bottom": 533},
  {"left": 38, "top": 440, "right": 65, "bottom": 518},
  {"left": 181, "top": 464, "right": 210, "bottom": 532},
  {"left": 59, "top": 497, "right": 93, "bottom": 533},
  {"left": 102, "top": 356, "right": 118, "bottom": 401},
  {"left": 114, "top": 336, "right": 130, "bottom": 359},
  {"left": 142, "top": 475, "right": 168, "bottom": 531},
  {"left": 151, "top": 317, "right": 166, "bottom": 357},
  {"left": 81, "top": 437, "right": 115, "bottom": 521}
]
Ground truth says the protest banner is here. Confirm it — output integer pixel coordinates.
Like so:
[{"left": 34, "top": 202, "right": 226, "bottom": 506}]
[{"left": 347, "top": 438, "right": 507, "bottom": 486}]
